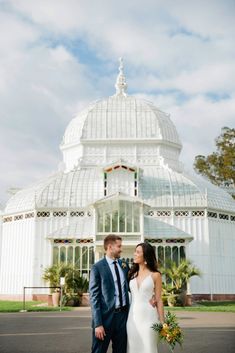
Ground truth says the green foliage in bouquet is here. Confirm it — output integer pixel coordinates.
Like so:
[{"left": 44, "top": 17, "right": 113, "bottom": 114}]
[{"left": 152, "top": 311, "right": 183, "bottom": 352}]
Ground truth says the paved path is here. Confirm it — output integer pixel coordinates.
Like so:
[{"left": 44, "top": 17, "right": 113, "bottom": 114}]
[{"left": 0, "top": 308, "right": 234, "bottom": 353}]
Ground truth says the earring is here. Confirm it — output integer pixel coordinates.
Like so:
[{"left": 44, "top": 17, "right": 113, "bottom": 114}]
[{"left": 144, "top": 261, "right": 147, "bottom": 265}]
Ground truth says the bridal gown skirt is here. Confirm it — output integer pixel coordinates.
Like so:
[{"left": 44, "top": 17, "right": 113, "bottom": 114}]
[{"left": 127, "top": 275, "right": 159, "bottom": 353}]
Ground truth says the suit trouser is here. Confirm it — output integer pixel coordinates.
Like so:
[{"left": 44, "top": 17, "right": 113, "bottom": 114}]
[{"left": 91, "top": 310, "right": 128, "bottom": 353}]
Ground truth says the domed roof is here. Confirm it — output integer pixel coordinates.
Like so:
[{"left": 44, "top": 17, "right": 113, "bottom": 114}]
[
  {"left": 62, "top": 96, "right": 181, "bottom": 147},
  {"left": 61, "top": 59, "right": 181, "bottom": 149}
]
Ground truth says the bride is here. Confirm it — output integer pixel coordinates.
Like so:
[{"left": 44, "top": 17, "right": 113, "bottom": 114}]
[{"left": 127, "top": 242, "right": 164, "bottom": 353}]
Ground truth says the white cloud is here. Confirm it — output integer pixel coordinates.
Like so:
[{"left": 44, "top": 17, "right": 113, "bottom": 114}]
[{"left": 0, "top": 0, "right": 234, "bottom": 205}]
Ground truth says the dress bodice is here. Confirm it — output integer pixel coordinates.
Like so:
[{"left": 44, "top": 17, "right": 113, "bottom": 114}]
[{"left": 129, "top": 274, "right": 155, "bottom": 302}]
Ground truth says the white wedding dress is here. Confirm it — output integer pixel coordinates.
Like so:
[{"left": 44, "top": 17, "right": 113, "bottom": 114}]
[{"left": 127, "top": 274, "right": 159, "bottom": 353}]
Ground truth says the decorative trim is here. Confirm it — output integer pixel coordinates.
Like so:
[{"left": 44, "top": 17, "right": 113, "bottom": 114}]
[
  {"left": 174, "top": 210, "right": 189, "bottom": 217},
  {"left": 192, "top": 210, "right": 205, "bottom": 217},
  {"left": 37, "top": 211, "right": 50, "bottom": 217},
  {"left": 53, "top": 211, "right": 67, "bottom": 217},
  {"left": 207, "top": 211, "right": 217, "bottom": 218},
  {"left": 145, "top": 238, "right": 185, "bottom": 244},
  {"left": 76, "top": 239, "right": 94, "bottom": 243},
  {"left": 3, "top": 216, "right": 12, "bottom": 223},
  {"left": 25, "top": 212, "right": 35, "bottom": 219},
  {"left": 54, "top": 239, "right": 73, "bottom": 244},
  {"left": 14, "top": 214, "right": 23, "bottom": 221},
  {"left": 70, "top": 211, "right": 85, "bottom": 217},
  {"left": 219, "top": 213, "right": 229, "bottom": 220}
]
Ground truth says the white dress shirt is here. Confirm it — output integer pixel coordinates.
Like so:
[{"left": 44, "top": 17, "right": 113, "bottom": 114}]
[{"left": 105, "top": 255, "right": 126, "bottom": 308}]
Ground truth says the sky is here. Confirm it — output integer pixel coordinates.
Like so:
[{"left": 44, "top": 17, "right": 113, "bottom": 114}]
[{"left": 0, "top": 0, "right": 235, "bottom": 207}]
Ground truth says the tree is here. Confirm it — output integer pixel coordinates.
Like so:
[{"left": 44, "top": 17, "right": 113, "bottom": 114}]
[
  {"left": 162, "top": 259, "right": 201, "bottom": 293},
  {"left": 160, "top": 259, "right": 201, "bottom": 306},
  {"left": 42, "top": 264, "right": 89, "bottom": 306},
  {"left": 194, "top": 127, "right": 235, "bottom": 196}
]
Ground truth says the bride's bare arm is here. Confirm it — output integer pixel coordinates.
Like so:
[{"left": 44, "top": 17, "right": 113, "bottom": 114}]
[{"left": 153, "top": 272, "right": 164, "bottom": 324}]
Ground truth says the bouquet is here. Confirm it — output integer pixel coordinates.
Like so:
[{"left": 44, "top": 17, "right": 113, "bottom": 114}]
[{"left": 152, "top": 311, "right": 183, "bottom": 352}]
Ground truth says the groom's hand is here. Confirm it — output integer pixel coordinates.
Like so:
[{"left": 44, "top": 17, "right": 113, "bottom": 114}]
[
  {"left": 95, "top": 325, "right": 106, "bottom": 340},
  {"left": 149, "top": 295, "right": 157, "bottom": 307}
]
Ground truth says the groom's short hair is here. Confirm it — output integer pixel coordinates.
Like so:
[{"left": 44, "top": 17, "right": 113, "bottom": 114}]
[{"left": 104, "top": 234, "right": 122, "bottom": 250}]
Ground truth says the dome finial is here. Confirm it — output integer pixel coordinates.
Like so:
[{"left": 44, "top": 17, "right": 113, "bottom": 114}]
[{"left": 115, "top": 57, "right": 127, "bottom": 96}]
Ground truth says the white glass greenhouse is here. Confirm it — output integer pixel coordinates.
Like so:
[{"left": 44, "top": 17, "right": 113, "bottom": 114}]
[{"left": 0, "top": 60, "right": 235, "bottom": 301}]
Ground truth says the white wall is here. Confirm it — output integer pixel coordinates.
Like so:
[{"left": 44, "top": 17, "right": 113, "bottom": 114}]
[
  {"left": 0, "top": 218, "right": 35, "bottom": 294},
  {"left": 207, "top": 218, "right": 235, "bottom": 294},
  {"left": 163, "top": 214, "right": 235, "bottom": 295}
]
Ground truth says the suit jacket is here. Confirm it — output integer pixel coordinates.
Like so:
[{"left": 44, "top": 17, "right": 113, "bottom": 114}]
[{"left": 89, "top": 257, "right": 130, "bottom": 328}]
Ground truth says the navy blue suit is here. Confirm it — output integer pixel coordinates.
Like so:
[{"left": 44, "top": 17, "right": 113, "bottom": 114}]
[{"left": 89, "top": 257, "right": 129, "bottom": 353}]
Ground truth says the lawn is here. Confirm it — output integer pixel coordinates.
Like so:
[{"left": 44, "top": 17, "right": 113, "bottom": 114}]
[
  {"left": 1, "top": 300, "right": 235, "bottom": 313},
  {"left": 0, "top": 300, "right": 71, "bottom": 312},
  {"left": 167, "top": 301, "right": 235, "bottom": 312}
]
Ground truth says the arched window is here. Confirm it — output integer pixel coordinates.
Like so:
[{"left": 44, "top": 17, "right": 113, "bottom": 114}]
[
  {"left": 89, "top": 246, "right": 95, "bottom": 269},
  {"left": 67, "top": 246, "right": 74, "bottom": 264},
  {"left": 75, "top": 246, "right": 81, "bottom": 269},
  {"left": 53, "top": 247, "right": 59, "bottom": 265},
  {"left": 82, "top": 246, "right": 88, "bottom": 275},
  {"left": 157, "top": 246, "right": 164, "bottom": 266},
  {"left": 52, "top": 244, "right": 94, "bottom": 277},
  {"left": 165, "top": 246, "right": 171, "bottom": 263},
  {"left": 172, "top": 246, "right": 178, "bottom": 265},
  {"left": 180, "top": 246, "right": 186, "bottom": 261},
  {"left": 60, "top": 247, "right": 66, "bottom": 263}
]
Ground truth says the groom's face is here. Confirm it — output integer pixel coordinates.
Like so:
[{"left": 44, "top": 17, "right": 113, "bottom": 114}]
[{"left": 109, "top": 240, "right": 122, "bottom": 259}]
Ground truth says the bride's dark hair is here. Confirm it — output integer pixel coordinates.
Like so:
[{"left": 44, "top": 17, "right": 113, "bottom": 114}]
[{"left": 128, "top": 242, "right": 159, "bottom": 281}]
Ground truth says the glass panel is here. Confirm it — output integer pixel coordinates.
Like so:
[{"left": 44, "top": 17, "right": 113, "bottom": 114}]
[
  {"left": 89, "top": 246, "right": 95, "bottom": 269},
  {"left": 119, "top": 201, "right": 125, "bottom": 232},
  {"left": 157, "top": 246, "right": 164, "bottom": 267},
  {"left": 82, "top": 246, "right": 88, "bottom": 270},
  {"left": 98, "top": 210, "right": 104, "bottom": 232},
  {"left": 60, "top": 246, "right": 66, "bottom": 263},
  {"left": 82, "top": 270, "right": 89, "bottom": 279},
  {"left": 105, "top": 212, "right": 111, "bottom": 232},
  {"left": 172, "top": 246, "right": 178, "bottom": 265},
  {"left": 53, "top": 247, "right": 59, "bottom": 265},
  {"left": 67, "top": 246, "right": 74, "bottom": 264},
  {"left": 126, "top": 202, "right": 132, "bottom": 232},
  {"left": 165, "top": 246, "right": 172, "bottom": 284},
  {"left": 133, "top": 203, "right": 140, "bottom": 232},
  {"left": 180, "top": 246, "right": 186, "bottom": 261},
  {"left": 75, "top": 246, "right": 81, "bottom": 269},
  {"left": 165, "top": 246, "right": 171, "bottom": 264},
  {"left": 112, "top": 210, "right": 118, "bottom": 232},
  {"left": 97, "top": 200, "right": 141, "bottom": 234}
]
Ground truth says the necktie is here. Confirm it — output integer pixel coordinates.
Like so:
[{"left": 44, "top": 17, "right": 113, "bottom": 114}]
[{"left": 113, "top": 260, "right": 123, "bottom": 307}]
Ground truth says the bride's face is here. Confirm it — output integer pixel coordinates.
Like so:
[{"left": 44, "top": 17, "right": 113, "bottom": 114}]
[{"left": 134, "top": 245, "right": 144, "bottom": 264}]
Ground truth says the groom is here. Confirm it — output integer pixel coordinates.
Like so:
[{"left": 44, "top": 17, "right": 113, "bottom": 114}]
[{"left": 89, "top": 234, "right": 129, "bottom": 353}]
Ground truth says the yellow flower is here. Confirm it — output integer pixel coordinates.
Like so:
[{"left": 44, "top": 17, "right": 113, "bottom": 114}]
[
  {"left": 160, "top": 329, "right": 167, "bottom": 337},
  {"left": 166, "top": 335, "right": 171, "bottom": 342},
  {"left": 163, "top": 323, "right": 168, "bottom": 329}
]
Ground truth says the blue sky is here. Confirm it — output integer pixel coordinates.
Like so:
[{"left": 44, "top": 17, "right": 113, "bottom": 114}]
[{"left": 0, "top": 0, "right": 235, "bottom": 206}]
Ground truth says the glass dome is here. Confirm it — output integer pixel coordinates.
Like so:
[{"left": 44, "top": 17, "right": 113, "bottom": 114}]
[{"left": 62, "top": 95, "right": 182, "bottom": 147}]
